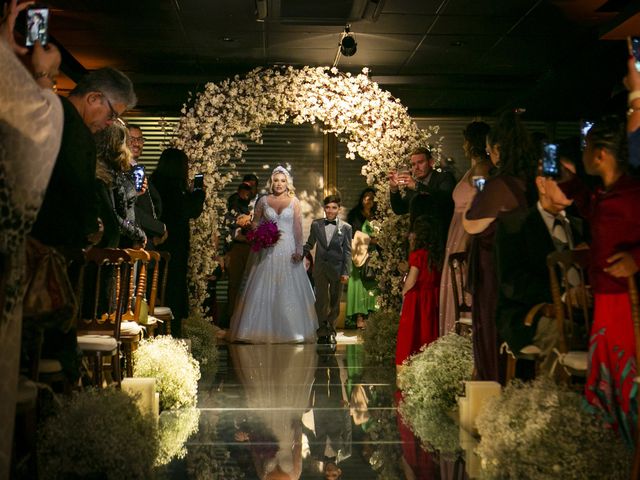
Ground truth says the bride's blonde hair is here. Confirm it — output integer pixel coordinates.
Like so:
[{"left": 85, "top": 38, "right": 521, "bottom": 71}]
[{"left": 267, "top": 165, "right": 295, "bottom": 197}]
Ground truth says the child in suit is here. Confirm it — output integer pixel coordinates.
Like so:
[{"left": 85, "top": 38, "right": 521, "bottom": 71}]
[{"left": 304, "top": 195, "right": 353, "bottom": 344}]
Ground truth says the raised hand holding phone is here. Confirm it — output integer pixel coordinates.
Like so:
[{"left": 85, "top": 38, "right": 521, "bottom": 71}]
[
  {"left": 1, "top": 0, "right": 33, "bottom": 55},
  {"left": 542, "top": 142, "right": 560, "bottom": 178}
]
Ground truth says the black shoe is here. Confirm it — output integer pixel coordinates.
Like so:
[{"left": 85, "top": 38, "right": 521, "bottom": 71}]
[
  {"left": 328, "top": 333, "right": 337, "bottom": 345},
  {"left": 317, "top": 335, "right": 330, "bottom": 345}
]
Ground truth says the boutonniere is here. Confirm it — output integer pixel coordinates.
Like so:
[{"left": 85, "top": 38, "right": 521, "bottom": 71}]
[{"left": 337, "top": 223, "right": 342, "bottom": 235}]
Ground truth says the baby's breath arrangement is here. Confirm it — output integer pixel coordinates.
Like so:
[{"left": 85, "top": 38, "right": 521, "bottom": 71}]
[
  {"left": 133, "top": 336, "right": 201, "bottom": 410},
  {"left": 38, "top": 389, "right": 158, "bottom": 480},
  {"left": 397, "top": 332, "right": 473, "bottom": 411},
  {"left": 366, "top": 388, "right": 405, "bottom": 479},
  {"left": 156, "top": 408, "right": 201, "bottom": 466},
  {"left": 476, "top": 378, "right": 632, "bottom": 479},
  {"left": 361, "top": 309, "right": 400, "bottom": 366},
  {"left": 398, "top": 402, "right": 462, "bottom": 460},
  {"left": 172, "top": 66, "right": 442, "bottom": 315},
  {"left": 183, "top": 312, "right": 220, "bottom": 376}
]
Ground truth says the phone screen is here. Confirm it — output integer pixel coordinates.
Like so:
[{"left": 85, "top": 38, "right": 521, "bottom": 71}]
[
  {"left": 580, "top": 120, "right": 594, "bottom": 150},
  {"left": 472, "top": 176, "right": 486, "bottom": 192},
  {"left": 133, "top": 165, "right": 145, "bottom": 192},
  {"left": 629, "top": 37, "right": 640, "bottom": 72},
  {"left": 26, "top": 7, "right": 49, "bottom": 47},
  {"left": 542, "top": 143, "right": 559, "bottom": 178},
  {"left": 193, "top": 173, "right": 204, "bottom": 190}
]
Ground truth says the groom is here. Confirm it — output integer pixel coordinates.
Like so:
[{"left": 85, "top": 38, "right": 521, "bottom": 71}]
[{"left": 304, "top": 195, "right": 353, "bottom": 345}]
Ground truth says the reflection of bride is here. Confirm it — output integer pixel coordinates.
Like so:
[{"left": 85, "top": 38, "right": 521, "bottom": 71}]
[
  {"left": 228, "top": 166, "right": 318, "bottom": 343},
  {"left": 229, "top": 344, "right": 317, "bottom": 480}
]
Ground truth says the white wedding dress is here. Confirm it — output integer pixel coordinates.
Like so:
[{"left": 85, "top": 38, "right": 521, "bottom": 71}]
[
  {"left": 228, "top": 195, "right": 318, "bottom": 343},
  {"left": 229, "top": 344, "right": 317, "bottom": 479}
]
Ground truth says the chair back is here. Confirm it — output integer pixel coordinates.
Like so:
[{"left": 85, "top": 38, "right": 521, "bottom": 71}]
[
  {"left": 123, "top": 248, "right": 150, "bottom": 322},
  {"left": 147, "top": 250, "right": 161, "bottom": 313},
  {"left": 156, "top": 251, "right": 172, "bottom": 308},
  {"left": 77, "top": 248, "right": 131, "bottom": 340},
  {"left": 448, "top": 251, "right": 471, "bottom": 320},
  {"left": 546, "top": 248, "right": 591, "bottom": 353}
]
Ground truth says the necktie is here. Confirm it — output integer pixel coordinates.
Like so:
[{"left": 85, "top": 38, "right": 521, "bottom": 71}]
[
  {"left": 552, "top": 217, "right": 568, "bottom": 247},
  {"left": 325, "top": 219, "right": 336, "bottom": 226}
]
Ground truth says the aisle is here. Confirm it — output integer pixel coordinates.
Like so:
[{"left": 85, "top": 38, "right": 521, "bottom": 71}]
[{"left": 159, "top": 336, "right": 467, "bottom": 479}]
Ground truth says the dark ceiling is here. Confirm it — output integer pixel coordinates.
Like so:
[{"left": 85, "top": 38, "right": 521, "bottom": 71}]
[{"left": 39, "top": 0, "right": 640, "bottom": 119}]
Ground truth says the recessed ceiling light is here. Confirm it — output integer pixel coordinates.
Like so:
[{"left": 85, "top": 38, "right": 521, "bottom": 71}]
[
  {"left": 450, "top": 41, "right": 465, "bottom": 47},
  {"left": 221, "top": 36, "right": 235, "bottom": 42}
]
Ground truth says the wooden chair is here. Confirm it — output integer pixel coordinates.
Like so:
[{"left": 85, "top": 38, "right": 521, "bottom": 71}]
[
  {"left": 151, "top": 250, "right": 173, "bottom": 335},
  {"left": 76, "top": 248, "right": 131, "bottom": 388},
  {"left": 546, "top": 249, "right": 592, "bottom": 378},
  {"left": 448, "top": 251, "right": 472, "bottom": 335},
  {"left": 120, "top": 248, "right": 151, "bottom": 377},
  {"left": 501, "top": 304, "right": 544, "bottom": 383},
  {"left": 144, "top": 250, "right": 162, "bottom": 337}
]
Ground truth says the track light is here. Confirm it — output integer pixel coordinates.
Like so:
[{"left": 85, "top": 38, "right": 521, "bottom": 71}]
[{"left": 340, "top": 25, "right": 357, "bottom": 57}]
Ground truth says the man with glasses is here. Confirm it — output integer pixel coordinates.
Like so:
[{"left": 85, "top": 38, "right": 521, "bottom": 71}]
[
  {"left": 32, "top": 67, "right": 136, "bottom": 249},
  {"left": 30, "top": 67, "right": 136, "bottom": 386},
  {"left": 128, "top": 124, "right": 167, "bottom": 249}
]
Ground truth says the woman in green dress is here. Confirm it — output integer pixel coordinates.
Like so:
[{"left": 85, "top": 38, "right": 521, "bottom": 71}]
[{"left": 346, "top": 188, "right": 379, "bottom": 329}]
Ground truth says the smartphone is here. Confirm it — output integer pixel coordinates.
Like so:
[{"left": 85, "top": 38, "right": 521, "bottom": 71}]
[
  {"left": 25, "top": 6, "right": 49, "bottom": 47},
  {"left": 542, "top": 142, "right": 560, "bottom": 178},
  {"left": 628, "top": 36, "right": 640, "bottom": 72},
  {"left": 132, "top": 165, "right": 145, "bottom": 192},
  {"left": 472, "top": 176, "right": 486, "bottom": 192},
  {"left": 580, "top": 120, "right": 594, "bottom": 150},
  {"left": 193, "top": 173, "right": 204, "bottom": 190}
]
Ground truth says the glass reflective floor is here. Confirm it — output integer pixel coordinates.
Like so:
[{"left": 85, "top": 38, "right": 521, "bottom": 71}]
[{"left": 158, "top": 340, "right": 472, "bottom": 479}]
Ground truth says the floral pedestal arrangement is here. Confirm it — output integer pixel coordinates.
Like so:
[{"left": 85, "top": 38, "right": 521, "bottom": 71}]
[{"left": 475, "top": 378, "right": 632, "bottom": 479}]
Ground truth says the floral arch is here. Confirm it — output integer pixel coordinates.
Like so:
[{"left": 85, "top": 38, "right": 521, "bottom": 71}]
[{"left": 172, "top": 65, "right": 441, "bottom": 315}]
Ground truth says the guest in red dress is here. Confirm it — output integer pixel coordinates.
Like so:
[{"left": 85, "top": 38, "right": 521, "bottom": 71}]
[
  {"left": 395, "top": 209, "right": 444, "bottom": 367},
  {"left": 560, "top": 117, "right": 640, "bottom": 447}
]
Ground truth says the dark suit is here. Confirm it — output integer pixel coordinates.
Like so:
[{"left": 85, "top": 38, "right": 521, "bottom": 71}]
[
  {"left": 304, "top": 218, "right": 353, "bottom": 336},
  {"left": 134, "top": 180, "right": 165, "bottom": 245},
  {"left": 31, "top": 96, "right": 99, "bottom": 248},
  {"left": 389, "top": 169, "right": 455, "bottom": 222},
  {"left": 305, "top": 351, "right": 352, "bottom": 466},
  {"left": 495, "top": 206, "right": 584, "bottom": 353}
]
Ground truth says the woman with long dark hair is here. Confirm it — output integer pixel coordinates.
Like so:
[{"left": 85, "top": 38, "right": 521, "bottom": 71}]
[
  {"left": 346, "top": 188, "right": 379, "bottom": 329},
  {"left": 151, "top": 148, "right": 205, "bottom": 336},
  {"left": 396, "top": 206, "right": 445, "bottom": 369},
  {"left": 561, "top": 117, "right": 640, "bottom": 446},
  {"left": 439, "top": 121, "right": 491, "bottom": 336},
  {"left": 463, "top": 111, "right": 537, "bottom": 382}
]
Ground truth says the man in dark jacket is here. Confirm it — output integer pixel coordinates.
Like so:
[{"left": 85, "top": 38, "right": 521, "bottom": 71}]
[
  {"left": 388, "top": 147, "right": 455, "bottom": 229},
  {"left": 32, "top": 68, "right": 137, "bottom": 249},
  {"left": 128, "top": 124, "right": 166, "bottom": 249},
  {"left": 495, "top": 173, "right": 585, "bottom": 374}
]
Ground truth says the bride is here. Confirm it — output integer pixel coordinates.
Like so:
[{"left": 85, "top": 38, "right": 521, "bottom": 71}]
[{"left": 228, "top": 166, "right": 318, "bottom": 343}]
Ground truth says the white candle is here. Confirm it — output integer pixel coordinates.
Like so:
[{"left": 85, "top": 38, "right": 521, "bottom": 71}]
[
  {"left": 466, "top": 448, "right": 482, "bottom": 478},
  {"left": 122, "top": 377, "right": 155, "bottom": 416},
  {"left": 458, "top": 396, "right": 471, "bottom": 432},
  {"left": 153, "top": 392, "right": 160, "bottom": 418},
  {"left": 458, "top": 426, "right": 481, "bottom": 478},
  {"left": 464, "top": 381, "right": 501, "bottom": 433}
]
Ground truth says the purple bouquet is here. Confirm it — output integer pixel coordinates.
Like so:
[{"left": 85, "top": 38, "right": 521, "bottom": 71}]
[{"left": 246, "top": 220, "right": 281, "bottom": 252}]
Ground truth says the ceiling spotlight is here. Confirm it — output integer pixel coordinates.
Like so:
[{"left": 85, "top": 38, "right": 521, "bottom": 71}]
[{"left": 340, "top": 25, "right": 357, "bottom": 57}]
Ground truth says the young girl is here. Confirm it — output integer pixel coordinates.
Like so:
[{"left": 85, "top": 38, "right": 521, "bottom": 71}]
[{"left": 395, "top": 209, "right": 445, "bottom": 368}]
